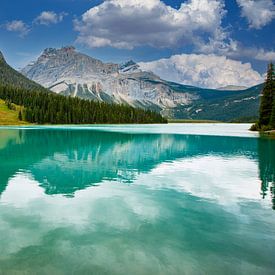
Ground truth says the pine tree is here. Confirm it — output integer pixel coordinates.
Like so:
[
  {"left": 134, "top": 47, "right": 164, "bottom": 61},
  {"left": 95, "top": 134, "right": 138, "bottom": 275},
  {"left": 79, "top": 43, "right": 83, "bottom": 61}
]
[
  {"left": 259, "top": 63, "right": 275, "bottom": 128},
  {"left": 0, "top": 84, "right": 167, "bottom": 124},
  {"left": 270, "top": 97, "right": 275, "bottom": 129},
  {"left": 18, "top": 109, "right": 22, "bottom": 121}
]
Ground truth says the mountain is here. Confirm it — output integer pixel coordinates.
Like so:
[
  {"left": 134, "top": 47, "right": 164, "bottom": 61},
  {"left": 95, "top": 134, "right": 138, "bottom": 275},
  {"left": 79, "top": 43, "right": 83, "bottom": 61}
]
[
  {"left": 166, "top": 82, "right": 262, "bottom": 121},
  {"left": 218, "top": 85, "right": 247, "bottom": 91},
  {"left": 0, "top": 50, "right": 48, "bottom": 91},
  {"left": 22, "top": 46, "right": 194, "bottom": 111},
  {"left": 21, "top": 46, "right": 263, "bottom": 121},
  {"left": 0, "top": 50, "right": 166, "bottom": 125}
]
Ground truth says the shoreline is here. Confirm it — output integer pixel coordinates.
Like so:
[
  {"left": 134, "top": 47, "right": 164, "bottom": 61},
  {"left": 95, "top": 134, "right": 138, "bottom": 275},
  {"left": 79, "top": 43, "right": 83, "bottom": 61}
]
[
  {"left": 0, "top": 121, "right": 254, "bottom": 127},
  {"left": 260, "top": 130, "right": 275, "bottom": 137},
  {"left": 168, "top": 119, "right": 221, "bottom": 123}
]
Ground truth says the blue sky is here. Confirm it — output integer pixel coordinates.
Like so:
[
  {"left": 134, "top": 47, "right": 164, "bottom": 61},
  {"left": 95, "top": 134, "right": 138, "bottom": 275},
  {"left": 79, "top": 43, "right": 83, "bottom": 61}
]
[{"left": 0, "top": 0, "right": 274, "bottom": 88}]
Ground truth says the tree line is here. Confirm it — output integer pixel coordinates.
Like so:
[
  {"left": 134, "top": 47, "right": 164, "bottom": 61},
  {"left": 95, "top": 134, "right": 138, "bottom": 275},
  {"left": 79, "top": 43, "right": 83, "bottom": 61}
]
[
  {"left": 251, "top": 62, "right": 275, "bottom": 131},
  {"left": 0, "top": 85, "right": 167, "bottom": 124}
]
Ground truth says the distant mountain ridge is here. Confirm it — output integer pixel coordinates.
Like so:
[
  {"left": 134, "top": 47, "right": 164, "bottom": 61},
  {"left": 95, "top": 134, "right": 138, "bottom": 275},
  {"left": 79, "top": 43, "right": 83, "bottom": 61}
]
[
  {"left": 22, "top": 46, "right": 193, "bottom": 111},
  {"left": 19, "top": 46, "right": 263, "bottom": 121},
  {"left": 167, "top": 82, "right": 263, "bottom": 121},
  {"left": 0, "top": 50, "right": 166, "bottom": 125},
  {"left": 218, "top": 85, "right": 248, "bottom": 91}
]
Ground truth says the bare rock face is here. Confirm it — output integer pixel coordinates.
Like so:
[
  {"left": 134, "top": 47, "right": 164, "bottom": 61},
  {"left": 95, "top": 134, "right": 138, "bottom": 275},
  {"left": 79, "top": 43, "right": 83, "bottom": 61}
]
[{"left": 21, "top": 46, "right": 195, "bottom": 110}]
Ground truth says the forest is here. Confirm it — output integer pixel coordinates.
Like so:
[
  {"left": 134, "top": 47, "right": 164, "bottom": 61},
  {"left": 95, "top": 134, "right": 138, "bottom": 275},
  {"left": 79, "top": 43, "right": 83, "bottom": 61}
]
[
  {"left": 0, "top": 85, "right": 167, "bottom": 124},
  {"left": 251, "top": 63, "right": 275, "bottom": 131}
]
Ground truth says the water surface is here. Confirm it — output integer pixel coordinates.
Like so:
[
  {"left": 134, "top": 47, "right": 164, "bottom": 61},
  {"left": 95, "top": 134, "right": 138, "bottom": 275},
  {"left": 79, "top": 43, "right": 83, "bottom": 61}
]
[{"left": 0, "top": 124, "right": 274, "bottom": 274}]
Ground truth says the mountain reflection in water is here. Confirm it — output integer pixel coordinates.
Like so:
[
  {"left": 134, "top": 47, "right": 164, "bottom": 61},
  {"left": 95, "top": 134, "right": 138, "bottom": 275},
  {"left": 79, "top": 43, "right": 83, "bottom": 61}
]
[{"left": 0, "top": 128, "right": 274, "bottom": 209}]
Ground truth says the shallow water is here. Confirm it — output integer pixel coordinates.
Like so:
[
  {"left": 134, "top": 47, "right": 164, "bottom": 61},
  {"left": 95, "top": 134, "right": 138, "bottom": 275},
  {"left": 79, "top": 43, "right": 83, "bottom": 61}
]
[{"left": 0, "top": 124, "right": 274, "bottom": 274}]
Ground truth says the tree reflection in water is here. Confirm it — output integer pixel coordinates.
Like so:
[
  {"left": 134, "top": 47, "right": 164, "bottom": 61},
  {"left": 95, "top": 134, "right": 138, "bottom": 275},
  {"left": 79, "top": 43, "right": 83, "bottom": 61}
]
[
  {"left": 0, "top": 128, "right": 275, "bottom": 209},
  {"left": 258, "top": 137, "right": 275, "bottom": 210}
]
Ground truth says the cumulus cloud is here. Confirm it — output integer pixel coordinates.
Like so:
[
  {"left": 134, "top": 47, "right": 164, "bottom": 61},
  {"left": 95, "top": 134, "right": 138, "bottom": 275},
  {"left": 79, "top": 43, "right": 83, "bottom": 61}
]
[
  {"left": 74, "top": 0, "right": 227, "bottom": 49},
  {"left": 5, "top": 20, "right": 30, "bottom": 37},
  {"left": 197, "top": 36, "right": 275, "bottom": 63},
  {"left": 238, "top": 47, "right": 275, "bottom": 61},
  {"left": 34, "top": 11, "right": 67, "bottom": 25},
  {"left": 254, "top": 49, "right": 275, "bottom": 61},
  {"left": 196, "top": 36, "right": 238, "bottom": 56},
  {"left": 139, "top": 54, "right": 263, "bottom": 89},
  {"left": 236, "top": 0, "right": 275, "bottom": 29}
]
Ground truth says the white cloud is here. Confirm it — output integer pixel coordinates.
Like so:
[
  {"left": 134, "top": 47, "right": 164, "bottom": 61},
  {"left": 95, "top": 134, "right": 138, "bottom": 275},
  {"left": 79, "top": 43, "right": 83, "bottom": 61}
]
[
  {"left": 221, "top": 42, "right": 275, "bottom": 62},
  {"left": 139, "top": 54, "right": 263, "bottom": 88},
  {"left": 74, "top": 0, "right": 227, "bottom": 49},
  {"left": 5, "top": 20, "right": 30, "bottom": 37},
  {"left": 34, "top": 11, "right": 67, "bottom": 25},
  {"left": 236, "top": 0, "right": 275, "bottom": 29},
  {"left": 252, "top": 49, "right": 275, "bottom": 62},
  {"left": 196, "top": 36, "right": 238, "bottom": 56}
]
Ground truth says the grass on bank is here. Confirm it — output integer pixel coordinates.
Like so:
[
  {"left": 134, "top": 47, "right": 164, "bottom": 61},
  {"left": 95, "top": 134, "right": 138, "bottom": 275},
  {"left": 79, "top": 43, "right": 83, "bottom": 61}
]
[
  {"left": 0, "top": 99, "right": 30, "bottom": 125},
  {"left": 259, "top": 130, "right": 275, "bottom": 138}
]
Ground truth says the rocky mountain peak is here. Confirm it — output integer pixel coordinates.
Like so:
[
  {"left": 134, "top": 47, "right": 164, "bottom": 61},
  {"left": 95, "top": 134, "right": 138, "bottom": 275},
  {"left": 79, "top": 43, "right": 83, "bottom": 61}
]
[
  {"left": 42, "top": 46, "right": 76, "bottom": 56},
  {"left": 119, "top": 60, "right": 140, "bottom": 73},
  {"left": 61, "top": 46, "right": 76, "bottom": 52},
  {"left": 39, "top": 46, "right": 78, "bottom": 62},
  {"left": 120, "top": 60, "right": 136, "bottom": 69},
  {"left": 22, "top": 46, "right": 119, "bottom": 86},
  {"left": 21, "top": 47, "right": 195, "bottom": 109}
]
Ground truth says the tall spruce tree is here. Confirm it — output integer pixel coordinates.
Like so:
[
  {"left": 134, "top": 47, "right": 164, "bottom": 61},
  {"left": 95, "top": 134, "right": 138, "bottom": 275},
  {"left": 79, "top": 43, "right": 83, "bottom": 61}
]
[
  {"left": 18, "top": 109, "right": 22, "bottom": 121},
  {"left": 259, "top": 63, "right": 274, "bottom": 128},
  {"left": 270, "top": 97, "right": 275, "bottom": 129}
]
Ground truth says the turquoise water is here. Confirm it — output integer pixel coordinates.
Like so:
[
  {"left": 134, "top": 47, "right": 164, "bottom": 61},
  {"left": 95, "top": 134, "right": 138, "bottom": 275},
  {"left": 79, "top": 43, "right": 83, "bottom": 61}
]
[{"left": 0, "top": 124, "right": 274, "bottom": 274}]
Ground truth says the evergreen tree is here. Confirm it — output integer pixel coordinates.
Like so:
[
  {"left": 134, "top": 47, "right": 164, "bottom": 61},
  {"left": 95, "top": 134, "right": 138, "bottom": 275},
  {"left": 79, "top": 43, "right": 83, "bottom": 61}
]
[
  {"left": 270, "top": 97, "right": 275, "bottom": 129},
  {"left": 259, "top": 63, "right": 275, "bottom": 128},
  {"left": 18, "top": 109, "right": 22, "bottom": 121},
  {"left": 0, "top": 84, "right": 167, "bottom": 124}
]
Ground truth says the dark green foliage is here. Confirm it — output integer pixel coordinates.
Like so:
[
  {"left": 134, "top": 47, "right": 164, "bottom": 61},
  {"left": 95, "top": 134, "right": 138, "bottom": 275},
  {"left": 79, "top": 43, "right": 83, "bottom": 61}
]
[
  {"left": 259, "top": 63, "right": 275, "bottom": 128},
  {"left": 5, "top": 99, "right": 16, "bottom": 110},
  {"left": 250, "top": 122, "right": 259, "bottom": 131},
  {"left": 0, "top": 51, "right": 48, "bottom": 92},
  {"left": 18, "top": 109, "right": 22, "bottom": 121},
  {"left": 170, "top": 84, "right": 263, "bottom": 122},
  {"left": 0, "top": 51, "right": 166, "bottom": 124},
  {"left": 0, "top": 85, "right": 167, "bottom": 124},
  {"left": 251, "top": 63, "right": 275, "bottom": 131},
  {"left": 258, "top": 138, "right": 275, "bottom": 210},
  {"left": 270, "top": 98, "right": 275, "bottom": 129}
]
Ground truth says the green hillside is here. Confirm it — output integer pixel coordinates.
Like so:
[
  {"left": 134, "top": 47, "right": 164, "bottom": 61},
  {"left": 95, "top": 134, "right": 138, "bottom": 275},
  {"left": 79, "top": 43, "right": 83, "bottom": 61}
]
[
  {"left": 0, "top": 99, "right": 30, "bottom": 125},
  {"left": 166, "top": 82, "right": 263, "bottom": 122},
  {"left": 0, "top": 51, "right": 48, "bottom": 92},
  {"left": 0, "top": 49, "right": 263, "bottom": 123},
  {"left": 0, "top": 51, "right": 167, "bottom": 125}
]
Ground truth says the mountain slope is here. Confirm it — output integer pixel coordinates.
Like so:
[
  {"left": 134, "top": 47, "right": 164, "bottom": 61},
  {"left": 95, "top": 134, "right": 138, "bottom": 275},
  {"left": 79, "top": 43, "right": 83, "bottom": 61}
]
[
  {"left": 167, "top": 83, "right": 262, "bottom": 121},
  {"left": 0, "top": 51, "right": 48, "bottom": 91},
  {"left": 21, "top": 46, "right": 263, "bottom": 121},
  {"left": 0, "top": 51, "right": 167, "bottom": 125},
  {"left": 218, "top": 85, "right": 247, "bottom": 91},
  {"left": 0, "top": 99, "right": 29, "bottom": 125},
  {"left": 21, "top": 46, "right": 197, "bottom": 110}
]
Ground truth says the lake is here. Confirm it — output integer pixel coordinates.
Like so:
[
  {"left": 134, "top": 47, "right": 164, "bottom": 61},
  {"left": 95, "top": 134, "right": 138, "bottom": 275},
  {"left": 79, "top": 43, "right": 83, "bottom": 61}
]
[{"left": 0, "top": 124, "right": 274, "bottom": 274}]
